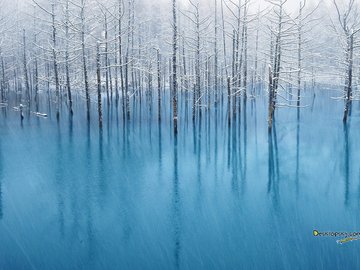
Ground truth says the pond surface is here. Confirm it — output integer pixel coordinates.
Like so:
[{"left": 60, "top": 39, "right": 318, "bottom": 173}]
[{"left": 0, "top": 90, "right": 360, "bottom": 269}]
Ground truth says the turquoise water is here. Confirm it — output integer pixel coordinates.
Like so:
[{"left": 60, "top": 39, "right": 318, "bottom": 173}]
[{"left": 0, "top": 90, "right": 360, "bottom": 269}]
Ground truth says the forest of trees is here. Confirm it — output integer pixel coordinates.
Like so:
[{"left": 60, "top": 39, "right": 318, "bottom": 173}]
[{"left": 0, "top": 0, "right": 359, "bottom": 130}]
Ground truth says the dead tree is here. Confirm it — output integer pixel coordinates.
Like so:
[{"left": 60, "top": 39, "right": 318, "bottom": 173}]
[
  {"left": 118, "top": 0, "right": 126, "bottom": 118},
  {"left": 97, "top": 42, "right": 103, "bottom": 128},
  {"left": 157, "top": 49, "right": 161, "bottom": 122},
  {"left": 22, "top": 30, "right": 30, "bottom": 104},
  {"left": 332, "top": 0, "right": 360, "bottom": 123},
  {"left": 80, "top": 0, "right": 90, "bottom": 120},
  {"left": 51, "top": 3, "right": 60, "bottom": 120},
  {"left": 214, "top": 0, "right": 219, "bottom": 107},
  {"left": 64, "top": 0, "right": 73, "bottom": 115},
  {"left": 172, "top": 0, "right": 178, "bottom": 135},
  {"left": 267, "top": 0, "right": 287, "bottom": 130}
]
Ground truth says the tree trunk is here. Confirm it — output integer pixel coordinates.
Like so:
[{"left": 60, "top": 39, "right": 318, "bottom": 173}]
[
  {"left": 157, "top": 49, "right": 161, "bottom": 122},
  {"left": 65, "top": 0, "right": 73, "bottom": 115},
  {"left": 81, "top": 0, "right": 90, "bottom": 120},
  {"left": 172, "top": 0, "right": 178, "bottom": 135},
  {"left": 97, "top": 42, "right": 103, "bottom": 128},
  {"left": 23, "top": 30, "right": 30, "bottom": 104},
  {"left": 343, "top": 33, "right": 354, "bottom": 123},
  {"left": 51, "top": 5, "right": 60, "bottom": 120}
]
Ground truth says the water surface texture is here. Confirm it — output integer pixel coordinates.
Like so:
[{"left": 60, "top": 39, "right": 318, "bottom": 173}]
[{"left": 0, "top": 90, "right": 360, "bottom": 269}]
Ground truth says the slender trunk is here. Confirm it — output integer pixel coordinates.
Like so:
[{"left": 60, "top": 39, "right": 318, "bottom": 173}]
[
  {"left": 65, "top": 0, "right": 73, "bottom": 115},
  {"left": 51, "top": 5, "right": 60, "bottom": 120},
  {"left": 23, "top": 30, "right": 30, "bottom": 104},
  {"left": 34, "top": 35, "right": 39, "bottom": 111},
  {"left": 268, "top": 65, "right": 274, "bottom": 131},
  {"left": 221, "top": 0, "right": 228, "bottom": 77},
  {"left": 242, "top": 3, "right": 248, "bottom": 100},
  {"left": 0, "top": 51, "right": 5, "bottom": 102},
  {"left": 118, "top": 0, "right": 125, "bottom": 119},
  {"left": 172, "top": 0, "right": 178, "bottom": 135},
  {"left": 157, "top": 49, "right": 161, "bottom": 122},
  {"left": 81, "top": 0, "right": 90, "bottom": 120},
  {"left": 214, "top": 0, "right": 218, "bottom": 107},
  {"left": 195, "top": 4, "right": 200, "bottom": 117},
  {"left": 125, "top": 0, "right": 132, "bottom": 120},
  {"left": 232, "top": 30, "right": 236, "bottom": 118},
  {"left": 104, "top": 14, "right": 110, "bottom": 106},
  {"left": 114, "top": 25, "right": 119, "bottom": 104},
  {"left": 343, "top": 33, "right": 354, "bottom": 123},
  {"left": 297, "top": 2, "right": 302, "bottom": 108},
  {"left": 97, "top": 42, "right": 103, "bottom": 128},
  {"left": 227, "top": 76, "right": 231, "bottom": 128}
]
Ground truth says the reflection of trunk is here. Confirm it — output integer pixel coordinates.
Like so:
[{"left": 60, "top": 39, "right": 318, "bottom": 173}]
[
  {"left": 172, "top": 133, "right": 180, "bottom": 269},
  {"left": 0, "top": 140, "right": 3, "bottom": 219},
  {"left": 343, "top": 124, "right": 349, "bottom": 205},
  {"left": 296, "top": 109, "right": 300, "bottom": 192},
  {"left": 243, "top": 93, "right": 247, "bottom": 184},
  {"left": 267, "top": 126, "right": 280, "bottom": 207},
  {"left": 343, "top": 33, "right": 354, "bottom": 123},
  {"left": 231, "top": 116, "right": 238, "bottom": 193}
]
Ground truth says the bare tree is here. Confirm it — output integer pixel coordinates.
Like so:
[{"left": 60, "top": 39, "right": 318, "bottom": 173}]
[
  {"left": 332, "top": 0, "right": 360, "bottom": 123},
  {"left": 172, "top": 0, "right": 178, "bottom": 134}
]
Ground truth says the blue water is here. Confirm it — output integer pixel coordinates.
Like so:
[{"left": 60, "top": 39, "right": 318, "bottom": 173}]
[{"left": 0, "top": 90, "right": 360, "bottom": 269}]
